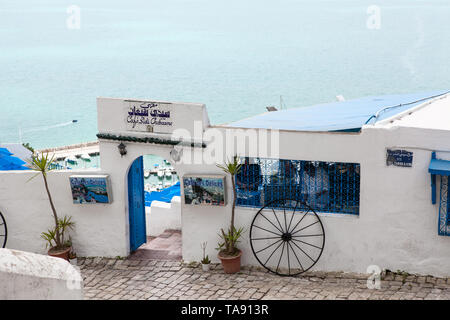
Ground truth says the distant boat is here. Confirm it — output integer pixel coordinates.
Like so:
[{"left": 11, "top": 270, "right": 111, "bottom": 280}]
[
  {"left": 66, "top": 156, "right": 77, "bottom": 164},
  {"left": 80, "top": 153, "right": 91, "bottom": 161},
  {"left": 157, "top": 169, "right": 164, "bottom": 178},
  {"left": 144, "top": 170, "right": 151, "bottom": 178}
]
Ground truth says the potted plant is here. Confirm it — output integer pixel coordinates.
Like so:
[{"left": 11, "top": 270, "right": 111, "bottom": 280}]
[
  {"left": 200, "top": 242, "right": 211, "bottom": 271},
  {"left": 216, "top": 156, "right": 244, "bottom": 274},
  {"left": 29, "top": 153, "right": 75, "bottom": 261}
]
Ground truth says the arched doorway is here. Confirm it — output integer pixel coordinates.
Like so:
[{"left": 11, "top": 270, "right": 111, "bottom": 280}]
[{"left": 127, "top": 154, "right": 181, "bottom": 260}]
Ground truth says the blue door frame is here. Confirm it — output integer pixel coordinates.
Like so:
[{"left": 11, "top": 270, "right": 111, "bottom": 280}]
[{"left": 128, "top": 156, "right": 147, "bottom": 252}]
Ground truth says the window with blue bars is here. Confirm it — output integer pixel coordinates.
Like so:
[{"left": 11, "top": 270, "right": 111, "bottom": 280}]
[
  {"left": 236, "top": 157, "right": 361, "bottom": 215},
  {"left": 438, "top": 176, "right": 450, "bottom": 236}
]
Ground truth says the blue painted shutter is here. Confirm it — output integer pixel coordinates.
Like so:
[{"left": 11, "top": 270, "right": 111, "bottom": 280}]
[{"left": 128, "top": 156, "right": 147, "bottom": 251}]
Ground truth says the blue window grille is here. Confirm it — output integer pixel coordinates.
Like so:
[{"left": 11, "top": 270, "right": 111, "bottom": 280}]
[
  {"left": 438, "top": 175, "right": 450, "bottom": 236},
  {"left": 236, "top": 157, "right": 360, "bottom": 215}
]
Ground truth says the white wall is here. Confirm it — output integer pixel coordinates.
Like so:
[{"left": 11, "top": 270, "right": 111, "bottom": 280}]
[
  {"left": 0, "top": 168, "right": 128, "bottom": 258},
  {"left": 146, "top": 196, "right": 181, "bottom": 236},
  {"left": 0, "top": 248, "right": 83, "bottom": 300},
  {"left": 4, "top": 96, "right": 450, "bottom": 278},
  {"left": 96, "top": 98, "right": 450, "bottom": 277},
  {"left": 180, "top": 125, "right": 450, "bottom": 277}
]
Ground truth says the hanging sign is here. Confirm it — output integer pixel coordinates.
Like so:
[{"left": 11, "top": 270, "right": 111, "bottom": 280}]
[
  {"left": 125, "top": 100, "right": 174, "bottom": 133},
  {"left": 386, "top": 149, "right": 413, "bottom": 167}
]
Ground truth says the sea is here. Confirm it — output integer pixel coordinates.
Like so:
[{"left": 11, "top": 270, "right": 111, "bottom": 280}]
[{"left": 1, "top": 0, "right": 450, "bottom": 150}]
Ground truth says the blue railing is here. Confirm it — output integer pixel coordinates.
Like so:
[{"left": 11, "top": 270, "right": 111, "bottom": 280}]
[{"left": 236, "top": 157, "right": 360, "bottom": 215}]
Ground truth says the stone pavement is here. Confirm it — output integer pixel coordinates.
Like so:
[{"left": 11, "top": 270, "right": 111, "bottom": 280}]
[{"left": 78, "top": 257, "right": 450, "bottom": 300}]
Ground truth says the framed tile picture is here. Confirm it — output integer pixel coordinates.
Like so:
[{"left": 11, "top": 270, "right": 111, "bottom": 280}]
[
  {"left": 183, "top": 175, "right": 226, "bottom": 206},
  {"left": 69, "top": 175, "right": 113, "bottom": 204}
]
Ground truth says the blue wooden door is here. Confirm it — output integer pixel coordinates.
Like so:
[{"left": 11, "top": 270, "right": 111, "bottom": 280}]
[{"left": 128, "top": 156, "right": 147, "bottom": 251}]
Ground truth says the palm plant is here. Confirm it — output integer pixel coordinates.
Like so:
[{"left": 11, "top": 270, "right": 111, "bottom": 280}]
[
  {"left": 216, "top": 155, "right": 244, "bottom": 256},
  {"left": 28, "top": 153, "right": 74, "bottom": 250}
]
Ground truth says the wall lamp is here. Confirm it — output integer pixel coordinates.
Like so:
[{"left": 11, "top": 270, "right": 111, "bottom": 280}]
[{"left": 118, "top": 142, "right": 127, "bottom": 157}]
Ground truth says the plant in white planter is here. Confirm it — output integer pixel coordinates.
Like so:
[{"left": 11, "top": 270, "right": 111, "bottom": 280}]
[{"left": 200, "top": 242, "right": 211, "bottom": 271}]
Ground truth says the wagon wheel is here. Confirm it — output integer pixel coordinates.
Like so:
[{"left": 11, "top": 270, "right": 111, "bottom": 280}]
[
  {"left": 0, "top": 211, "right": 7, "bottom": 248},
  {"left": 249, "top": 199, "right": 325, "bottom": 276}
]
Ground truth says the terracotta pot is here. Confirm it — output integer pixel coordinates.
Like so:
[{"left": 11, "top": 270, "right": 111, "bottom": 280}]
[
  {"left": 218, "top": 250, "right": 242, "bottom": 274},
  {"left": 48, "top": 246, "right": 71, "bottom": 261}
]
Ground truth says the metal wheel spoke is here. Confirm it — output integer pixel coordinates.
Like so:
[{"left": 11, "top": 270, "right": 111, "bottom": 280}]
[
  {"left": 287, "top": 241, "right": 304, "bottom": 271},
  {"left": 255, "top": 239, "right": 283, "bottom": 254},
  {"left": 283, "top": 206, "right": 288, "bottom": 236},
  {"left": 288, "top": 208, "right": 310, "bottom": 234},
  {"left": 291, "top": 234, "right": 324, "bottom": 238},
  {"left": 287, "top": 201, "right": 299, "bottom": 234},
  {"left": 264, "top": 240, "right": 284, "bottom": 265},
  {"left": 251, "top": 236, "right": 283, "bottom": 241},
  {"left": 286, "top": 241, "right": 291, "bottom": 275},
  {"left": 290, "top": 239, "right": 316, "bottom": 263},
  {"left": 291, "top": 238, "right": 323, "bottom": 250},
  {"left": 275, "top": 242, "right": 285, "bottom": 274},
  {"left": 259, "top": 212, "right": 284, "bottom": 234},
  {"left": 252, "top": 225, "right": 282, "bottom": 237},
  {"left": 291, "top": 220, "right": 319, "bottom": 236},
  {"left": 271, "top": 208, "right": 285, "bottom": 233}
]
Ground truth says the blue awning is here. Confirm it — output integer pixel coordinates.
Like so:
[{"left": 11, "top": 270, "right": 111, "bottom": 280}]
[
  {"left": 429, "top": 158, "right": 450, "bottom": 176},
  {"left": 428, "top": 152, "right": 450, "bottom": 205}
]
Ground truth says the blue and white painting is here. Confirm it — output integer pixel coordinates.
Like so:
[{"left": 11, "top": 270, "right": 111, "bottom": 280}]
[
  {"left": 69, "top": 175, "right": 112, "bottom": 204},
  {"left": 183, "top": 175, "right": 226, "bottom": 206}
]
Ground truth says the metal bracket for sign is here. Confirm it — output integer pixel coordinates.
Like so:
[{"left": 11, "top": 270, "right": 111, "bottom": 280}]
[{"left": 431, "top": 152, "right": 437, "bottom": 204}]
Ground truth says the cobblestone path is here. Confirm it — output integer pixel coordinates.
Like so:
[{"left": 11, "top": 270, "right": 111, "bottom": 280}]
[{"left": 78, "top": 257, "right": 450, "bottom": 300}]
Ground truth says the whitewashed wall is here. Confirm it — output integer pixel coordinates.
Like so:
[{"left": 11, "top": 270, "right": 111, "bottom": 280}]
[
  {"left": 0, "top": 248, "right": 83, "bottom": 300},
  {"left": 0, "top": 168, "right": 128, "bottom": 258},
  {"left": 96, "top": 122, "right": 450, "bottom": 277},
  {"left": 146, "top": 196, "right": 181, "bottom": 236},
  {"left": 3, "top": 97, "right": 449, "bottom": 278}
]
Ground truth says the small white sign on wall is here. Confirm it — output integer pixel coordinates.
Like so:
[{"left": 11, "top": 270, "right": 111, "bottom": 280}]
[{"left": 125, "top": 100, "right": 174, "bottom": 133}]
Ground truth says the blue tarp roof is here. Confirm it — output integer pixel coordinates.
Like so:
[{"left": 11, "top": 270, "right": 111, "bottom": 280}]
[
  {"left": 429, "top": 158, "right": 450, "bottom": 176},
  {"left": 229, "top": 91, "right": 448, "bottom": 132},
  {"left": 0, "top": 147, "right": 30, "bottom": 171},
  {"left": 145, "top": 181, "right": 180, "bottom": 207}
]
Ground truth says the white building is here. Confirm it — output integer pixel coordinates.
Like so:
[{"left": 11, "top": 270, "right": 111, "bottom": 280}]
[{"left": 1, "top": 91, "right": 449, "bottom": 277}]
